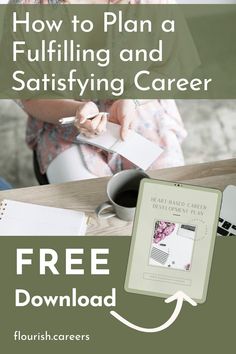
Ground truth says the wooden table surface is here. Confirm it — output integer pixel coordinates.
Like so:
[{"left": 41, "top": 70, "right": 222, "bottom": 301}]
[{"left": 0, "top": 158, "right": 235, "bottom": 236}]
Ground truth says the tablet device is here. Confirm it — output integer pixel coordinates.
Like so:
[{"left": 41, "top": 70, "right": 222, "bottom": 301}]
[{"left": 125, "top": 179, "right": 222, "bottom": 303}]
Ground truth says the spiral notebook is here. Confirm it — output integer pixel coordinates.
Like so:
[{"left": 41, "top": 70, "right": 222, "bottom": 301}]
[{"left": 0, "top": 199, "right": 87, "bottom": 236}]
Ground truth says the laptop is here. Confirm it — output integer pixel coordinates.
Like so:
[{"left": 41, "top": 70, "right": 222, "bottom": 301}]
[{"left": 217, "top": 185, "right": 236, "bottom": 237}]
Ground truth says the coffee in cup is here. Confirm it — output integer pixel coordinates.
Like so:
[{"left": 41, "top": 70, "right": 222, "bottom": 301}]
[{"left": 96, "top": 169, "right": 149, "bottom": 221}]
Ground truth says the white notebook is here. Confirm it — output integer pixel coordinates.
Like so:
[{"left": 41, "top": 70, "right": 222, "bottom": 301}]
[
  {"left": 0, "top": 200, "right": 87, "bottom": 236},
  {"left": 77, "top": 122, "right": 163, "bottom": 171}
]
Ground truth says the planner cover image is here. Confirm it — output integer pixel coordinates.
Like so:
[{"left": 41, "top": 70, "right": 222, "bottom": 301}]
[
  {"left": 149, "top": 221, "right": 196, "bottom": 271},
  {"left": 125, "top": 179, "right": 222, "bottom": 303}
]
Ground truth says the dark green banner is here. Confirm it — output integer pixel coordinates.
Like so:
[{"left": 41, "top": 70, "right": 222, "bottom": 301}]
[
  {"left": 0, "top": 4, "right": 236, "bottom": 99},
  {"left": 0, "top": 237, "right": 235, "bottom": 353}
]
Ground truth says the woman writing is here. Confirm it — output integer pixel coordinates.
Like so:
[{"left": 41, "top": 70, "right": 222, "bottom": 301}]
[{"left": 11, "top": 0, "right": 194, "bottom": 184}]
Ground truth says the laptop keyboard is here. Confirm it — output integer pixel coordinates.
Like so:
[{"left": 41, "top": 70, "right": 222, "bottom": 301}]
[{"left": 218, "top": 218, "right": 236, "bottom": 236}]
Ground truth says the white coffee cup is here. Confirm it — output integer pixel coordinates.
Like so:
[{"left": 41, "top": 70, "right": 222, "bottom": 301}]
[{"left": 96, "top": 169, "right": 149, "bottom": 221}]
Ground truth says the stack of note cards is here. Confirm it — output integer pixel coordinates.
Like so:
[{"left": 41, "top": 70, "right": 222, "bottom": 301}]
[
  {"left": 77, "top": 122, "right": 163, "bottom": 171},
  {"left": 0, "top": 200, "right": 87, "bottom": 236}
]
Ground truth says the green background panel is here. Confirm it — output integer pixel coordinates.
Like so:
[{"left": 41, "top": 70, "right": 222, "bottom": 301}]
[
  {"left": 0, "top": 4, "right": 236, "bottom": 98},
  {"left": 0, "top": 237, "right": 235, "bottom": 353}
]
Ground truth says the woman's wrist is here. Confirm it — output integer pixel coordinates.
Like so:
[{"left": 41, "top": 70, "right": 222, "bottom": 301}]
[{"left": 21, "top": 99, "right": 85, "bottom": 124}]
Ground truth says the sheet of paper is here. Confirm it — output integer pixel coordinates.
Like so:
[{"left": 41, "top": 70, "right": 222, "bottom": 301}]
[
  {"left": 77, "top": 122, "right": 163, "bottom": 170},
  {"left": 114, "top": 130, "right": 163, "bottom": 170},
  {"left": 77, "top": 122, "right": 120, "bottom": 150}
]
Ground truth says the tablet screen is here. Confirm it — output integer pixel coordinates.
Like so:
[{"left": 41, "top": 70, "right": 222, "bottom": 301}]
[{"left": 125, "top": 179, "right": 222, "bottom": 303}]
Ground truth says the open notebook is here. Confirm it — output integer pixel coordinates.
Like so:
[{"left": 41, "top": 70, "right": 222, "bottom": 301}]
[
  {"left": 77, "top": 122, "right": 163, "bottom": 171},
  {"left": 0, "top": 200, "right": 87, "bottom": 236}
]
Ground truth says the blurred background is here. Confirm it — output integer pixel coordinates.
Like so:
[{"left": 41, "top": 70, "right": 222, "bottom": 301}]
[{"left": 0, "top": 99, "right": 235, "bottom": 188}]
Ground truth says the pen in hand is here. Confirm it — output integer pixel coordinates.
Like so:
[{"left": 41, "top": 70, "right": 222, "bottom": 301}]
[{"left": 59, "top": 112, "right": 110, "bottom": 126}]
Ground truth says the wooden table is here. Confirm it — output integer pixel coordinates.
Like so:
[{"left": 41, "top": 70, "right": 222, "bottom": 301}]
[{"left": 0, "top": 159, "right": 235, "bottom": 235}]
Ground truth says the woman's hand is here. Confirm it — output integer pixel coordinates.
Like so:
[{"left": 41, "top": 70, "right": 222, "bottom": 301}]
[
  {"left": 74, "top": 101, "right": 107, "bottom": 138},
  {"left": 109, "top": 100, "right": 137, "bottom": 140}
]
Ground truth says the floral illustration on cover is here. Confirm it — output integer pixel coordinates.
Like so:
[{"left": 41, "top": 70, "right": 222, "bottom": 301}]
[{"left": 153, "top": 221, "right": 176, "bottom": 243}]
